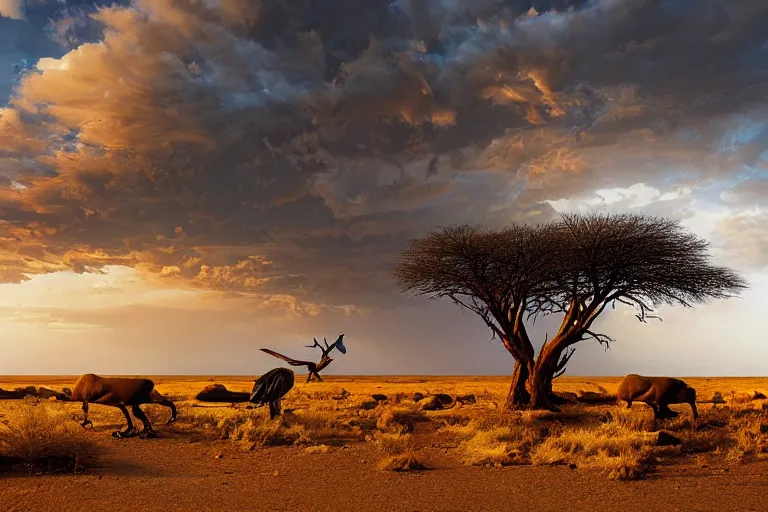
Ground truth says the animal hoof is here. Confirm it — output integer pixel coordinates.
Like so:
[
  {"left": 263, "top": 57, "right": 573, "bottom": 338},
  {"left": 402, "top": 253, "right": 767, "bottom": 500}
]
[
  {"left": 81, "top": 420, "right": 93, "bottom": 428},
  {"left": 139, "top": 430, "right": 158, "bottom": 439},
  {"left": 112, "top": 429, "right": 137, "bottom": 439}
]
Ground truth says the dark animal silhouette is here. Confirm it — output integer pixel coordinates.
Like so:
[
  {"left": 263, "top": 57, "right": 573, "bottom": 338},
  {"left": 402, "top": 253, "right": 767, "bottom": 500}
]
[
  {"left": 261, "top": 334, "right": 346, "bottom": 383},
  {"left": 249, "top": 367, "right": 295, "bottom": 419},
  {"left": 617, "top": 374, "right": 698, "bottom": 420},
  {"left": 66, "top": 374, "right": 177, "bottom": 438}
]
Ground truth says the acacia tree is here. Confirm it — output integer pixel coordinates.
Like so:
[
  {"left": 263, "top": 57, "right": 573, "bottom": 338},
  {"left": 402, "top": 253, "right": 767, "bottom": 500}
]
[{"left": 393, "top": 213, "right": 747, "bottom": 410}]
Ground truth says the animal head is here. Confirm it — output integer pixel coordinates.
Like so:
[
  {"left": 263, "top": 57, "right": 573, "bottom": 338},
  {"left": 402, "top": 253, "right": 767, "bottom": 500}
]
[
  {"left": 680, "top": 385, "right": 696, "bottom": 404},
  {"left": 334, "top": 334, "right": 346, "bottom": 354}
]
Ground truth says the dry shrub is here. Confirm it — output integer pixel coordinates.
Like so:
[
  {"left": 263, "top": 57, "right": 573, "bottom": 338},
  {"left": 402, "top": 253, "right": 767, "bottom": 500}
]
[
  {"left": 460, "top": 427, "right": 528, "bottom": 467},
  {"left": 725, "top": 414, "right": 768, "bottom": 461},
  {"left": 373, "top": 432, "right": 412, "bottom": 456},
  {"left": 605, "top": 408, "right": 657, "bottom": 432},
  {"left": 457, "top": 414, "right": 547, "bottom": 467},
  {"left": 284, "top": 406, "right": 359, "bottom": 445},
  {"left": 228, "top": 415, "right": 283, "bottom": 448},
  {"left": 373, "top": 432, "right": 427, "bottom": 471},
  {"left": 531, "top": 423, "right": 652, "bottom": 478},
  {"left": 0, "top": 405, "right": 99, "bottom": 474},
  {"left": 376, "top": 407, "right": 426, "bottom": 434},
  {"left": 377, "top": 452, "right": 428, "bottom": 471},
  {"left": 607, "top": 452, "right": 646, "bottom": 481}
]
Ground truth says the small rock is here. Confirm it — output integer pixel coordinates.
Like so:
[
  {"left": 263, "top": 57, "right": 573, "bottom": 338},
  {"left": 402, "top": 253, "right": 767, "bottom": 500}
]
[
  {"left": 655, "top": 431, "right": 682, "bottom": 446},
  {"left": 371, "top": 394, "right": 388, "bottom": 402},
  {"left": 420, "top": 396, "right": 444, "bottom": 411},
  {"left": 273, "top": 471, "right": 279, "bottom": 477},
  {"left": 568, "top": 463, "right": 577, "bottom": 470},
  {"left": 359, "top": 400, "right": 378, "bottom": 410},
  {"left": 36, "top": 387, "right": 60, "bottom": 399},
  {"left": 456, "top": 394, "right": 477, "bottom": 405},
  {"left": 215, "top": 453, "right": 223, "bottom": 459},
  {"left": 412, "top": 392, "right": 425, "bottom": 402},
  {"left": 711, "top": 392, "right": 726, "bottom": 404}
]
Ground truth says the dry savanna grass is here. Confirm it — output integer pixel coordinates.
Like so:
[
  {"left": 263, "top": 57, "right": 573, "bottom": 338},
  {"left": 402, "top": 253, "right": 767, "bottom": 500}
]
[
  {"left": 0, "top": 403, "right": 100, "bottom": 474},
  {"left": 0, "top": 375, "right": 767, "bottom": 479}
]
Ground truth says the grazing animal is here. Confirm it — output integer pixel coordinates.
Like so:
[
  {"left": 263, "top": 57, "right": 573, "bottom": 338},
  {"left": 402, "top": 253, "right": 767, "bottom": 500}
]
[
  {"left": 67, "top": 374, "right": 177, "bottom": 438},
  {"left": 617, "top": 374, "right": 698, "bottom": 420},
  {"left": 249, "top": 367, "right": 295, "bottom": 419},
  {"left": 261, "top": 334, "right": 346, "bottom": 383}
]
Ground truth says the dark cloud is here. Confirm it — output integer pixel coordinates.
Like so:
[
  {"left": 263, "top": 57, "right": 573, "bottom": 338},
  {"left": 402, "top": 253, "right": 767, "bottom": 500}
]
[{"left": 0, "top": 0, "right": 767, "bottom": 314}]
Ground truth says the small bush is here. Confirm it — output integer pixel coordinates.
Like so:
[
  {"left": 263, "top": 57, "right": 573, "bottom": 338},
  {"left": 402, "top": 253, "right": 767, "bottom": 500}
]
[
  {"left": 372, "top": 431, "right": 427, "bottom": 471},
  {"left": 377, "top": 452, "right": 428, "bottom": 471},
  {"left": 374, "top": 432, "right": 412, "bottom": 456},
  {"left": 0, "top": 406, "right": 99, "bottom": 474}
]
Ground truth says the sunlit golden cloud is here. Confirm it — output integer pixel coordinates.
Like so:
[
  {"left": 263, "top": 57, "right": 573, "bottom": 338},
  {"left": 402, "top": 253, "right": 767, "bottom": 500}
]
[{"left": 0, "top": 0, "right": 767, "bottom": 347}]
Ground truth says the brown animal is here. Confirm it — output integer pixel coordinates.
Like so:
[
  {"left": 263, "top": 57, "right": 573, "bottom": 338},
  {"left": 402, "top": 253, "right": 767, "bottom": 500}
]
[
  {"left": 617, "top": 374, "right": 698, "bottom": 420},
  {"left": 67, "top": 374, "right": 177, "bottom": 438}
]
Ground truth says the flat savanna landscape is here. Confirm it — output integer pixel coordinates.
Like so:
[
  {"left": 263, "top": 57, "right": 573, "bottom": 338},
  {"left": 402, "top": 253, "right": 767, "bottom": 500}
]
[{"left": 2, "top": 375, "right": 768, "bottom": 512}]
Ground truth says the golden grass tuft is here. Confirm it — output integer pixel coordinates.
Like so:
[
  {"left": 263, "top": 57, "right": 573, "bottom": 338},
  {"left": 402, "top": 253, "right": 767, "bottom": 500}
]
[
  {"left": 0, "top": 405, "right": 99, "bottom": 474},
  {"left": 377, "top": 452, "right": 428, "bottom": 471},
  {"left": 373, "top": 431, "right": 428, "bottom": 471},
  {"left": 530, "top": 423, "right": 652, "bottom": 478}
]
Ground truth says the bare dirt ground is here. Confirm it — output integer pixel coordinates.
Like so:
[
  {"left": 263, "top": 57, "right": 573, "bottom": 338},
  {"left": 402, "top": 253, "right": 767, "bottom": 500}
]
[{"left": 2, "top": 376, "right": 768, "bottom": 512}]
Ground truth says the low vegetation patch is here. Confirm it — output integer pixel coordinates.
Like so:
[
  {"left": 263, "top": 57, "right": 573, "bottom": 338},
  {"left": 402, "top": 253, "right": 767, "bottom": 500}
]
[
  {"left": 0, "top": 405, "right": 99, "bottom": 474},
  {"left": 530, "top": 423, "right": 652, "bottom": 479},
  {"left": 373, "top": 431, "right": 428, "bottom": 471}
]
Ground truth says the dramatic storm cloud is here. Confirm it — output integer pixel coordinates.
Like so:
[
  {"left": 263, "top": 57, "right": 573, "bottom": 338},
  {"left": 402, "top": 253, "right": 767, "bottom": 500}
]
[{"left": 1, "top": 0, "right": 767, "bottom": 375}]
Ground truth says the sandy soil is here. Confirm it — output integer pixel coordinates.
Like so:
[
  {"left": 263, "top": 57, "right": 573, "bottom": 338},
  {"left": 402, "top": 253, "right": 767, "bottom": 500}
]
[{"left": 2, "top": 428, "right": 768, "bottom": 512}]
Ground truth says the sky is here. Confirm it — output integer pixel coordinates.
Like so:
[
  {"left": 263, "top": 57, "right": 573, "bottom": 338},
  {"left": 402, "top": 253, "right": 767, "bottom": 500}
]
[{"left": 0, "top": 0, "right": 767, "bottom": 377}]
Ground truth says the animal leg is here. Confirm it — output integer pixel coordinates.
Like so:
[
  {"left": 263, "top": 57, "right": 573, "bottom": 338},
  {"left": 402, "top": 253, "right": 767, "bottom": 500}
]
[
  {"left": 645, "top": 402, "right": 660, "bottom": 418},
  {"left": 112, "top": 404, "right": 137, "bottom": 438},
  {"left": 81, "top": 401, "right": 93, "bottom": 428},
  {"left": 625, "top": 400, "right": 633, "bottom": 410},
  {"left": 158, "top": 398, "right": 177, "bottom": 425},
  {"left": 658, "top": 404, "right": 678, "bottom": 419},
  {"left": 131, "top": 405, "right": 157, "bottom": 439},
  {"left": 268, "top": 399, "right": 283, "bottom": 420},
  {"left": 312, "top": 371, "right": 323, "bottom": 382}
]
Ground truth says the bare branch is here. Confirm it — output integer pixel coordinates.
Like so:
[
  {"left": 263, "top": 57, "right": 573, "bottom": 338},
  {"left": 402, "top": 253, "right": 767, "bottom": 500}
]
[
  {"left": 553, "top": 347, "right": 575, "bottom": 379},
  {"left": 583, "top": 330, "right": 615, "bottom": 350}
]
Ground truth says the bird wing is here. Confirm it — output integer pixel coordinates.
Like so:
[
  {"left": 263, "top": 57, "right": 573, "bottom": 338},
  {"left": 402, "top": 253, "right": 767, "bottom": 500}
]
[{"left": 260, "top": 348, "right": 313, "bottom": 368}]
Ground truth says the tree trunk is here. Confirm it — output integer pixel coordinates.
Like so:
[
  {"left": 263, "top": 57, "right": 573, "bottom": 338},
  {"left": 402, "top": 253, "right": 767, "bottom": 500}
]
[
  {"left": 503, "top": 360, "right": 531, "bottom": 411},
  {"left": 527, "top": 342, "right": 566, "bottom": 411},
  {"left": 528, "top": 333, "right": 585, "bottom": 410},
  {"left": 528, "top": 362, "right": 557, "bottom": 411}
]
